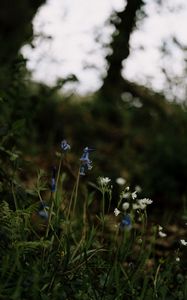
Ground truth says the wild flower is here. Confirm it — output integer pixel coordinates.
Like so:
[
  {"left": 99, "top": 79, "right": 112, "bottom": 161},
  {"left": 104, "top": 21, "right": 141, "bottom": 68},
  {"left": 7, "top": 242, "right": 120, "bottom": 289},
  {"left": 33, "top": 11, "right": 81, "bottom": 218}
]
[
  {"left": 121, "top": 191, "right": 130, "bottom": 199},
  {"left": 116, "top": 177, "right": 126, "bottom": 185},
  {"left": 136, "top": 198, "right": 153, "bottom": 210},
  {"left": 61, "top": 139, "right": 71, "bottom": 151},
  {"left": 132, "top": 191, "right": 137, "bottom": 200},
  {"left": 133, "top": 203, "right": 140, "bottom": 210},
  {"left": 80, "top": 147, "right": 92, "bottom": 162},
  {"left": 135, "top": 185, "right": 142, "bottom": 193},
  {"left": 158, "top": 225, "right": 167, "bottom": 237},
  {"left": 158, "top": 231, "right": 167, "bottom": 238},
  {"left": 98, "top": 177, "right": 111, "bottom": 186},
  {"left": 51, "top": 166, "right": 56, "bottom": 192},
  {"left": 79, "top": 165, "right": 86, "bottom": 176},
  {"left": 80, "top": 147, "right": 94, "bottom": 176},
  {"left": 38, "top": 203, "right": 49, "bottom": 220},
  {"left": 122, "top": 202, "right": 130, "bottom": 210},
  {"left": 120, "top": 214, "right": 132, "bottom": 230},
  {"left": 114, "top": 208, "right": 121, "bottom": 216},
  {"left": 180, "top": 239, "right": 187, "bottom": 246},
  {"left": 141, "top": 198, "right": 153, "bottom": 205},
  {"left": 176, "top": 257, "right": 180, "bottom": 262}
]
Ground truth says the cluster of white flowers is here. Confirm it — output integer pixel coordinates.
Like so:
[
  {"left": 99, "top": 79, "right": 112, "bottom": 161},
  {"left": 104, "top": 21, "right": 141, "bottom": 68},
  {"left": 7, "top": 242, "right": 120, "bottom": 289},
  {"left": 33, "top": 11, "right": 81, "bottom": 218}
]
[
  {"left": 132, "top": 198, "right": 153, "bottom": 210},
  {"left": 98, "top": 177, "right": 111, "bottom": 186},
  {"left": 158, "top": 225, "right": 167, "bottom": 238},
  {"left": 114, "top": 185, "right": 153, "bottom": 217},
  {"left": 120, "top": 188, "right": 153, "bottom": 212}
]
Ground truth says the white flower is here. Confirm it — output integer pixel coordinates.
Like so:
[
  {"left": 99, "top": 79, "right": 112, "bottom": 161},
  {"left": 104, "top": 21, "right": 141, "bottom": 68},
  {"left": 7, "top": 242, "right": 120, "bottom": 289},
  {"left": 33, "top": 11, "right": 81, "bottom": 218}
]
[
  {"left": 126, "top": 186, "right": 130, "bottom": 191},
  {"left": 139, "top": 203, "right": 146, "bottom": 210},
  {"left": 121, "top": 191, "right": 130, "bottom": 199},
  {"left": 158, "top": 225, "right": 167, "bottom": 238},
  {"left": 140, "top": 198, "right": 153, "bottom": 205},
  {"left": 135, "top": 185, "right": 142, "bottom": 193},
  {"left": 180, "top": 239, "right": 187, "bottom": 246},
  {"left": 114, "top": 208, "right": 121, "bottom": 216},
  {"left": 132, "top": 203, "right": 140, "bottom": 210},
  {"left": 99, "top": 177, "right": 111, "bottom": 185},
  {"left": 122, "top": 202, "right": 130, "bottom": 210},
  {"left": 137, "top": 200, "right": 146, "bottom": 209},
  {"left": 116, "top": 177, "right": 126, "bottom": 185},
  {"left": 136, "top": 198, "right": 153, "bottom": 210},
  {"left": 132, "top": 191, "right": 137, "bottom": 200},
  {"left": 158, "top": 231, "right": 167, "bottom": 238},
  {"left": 145, "top": 198, "right": 153, "bottom": 205},
  {"left": 176, "top": 257, "right": 180, "bottom": 262}
]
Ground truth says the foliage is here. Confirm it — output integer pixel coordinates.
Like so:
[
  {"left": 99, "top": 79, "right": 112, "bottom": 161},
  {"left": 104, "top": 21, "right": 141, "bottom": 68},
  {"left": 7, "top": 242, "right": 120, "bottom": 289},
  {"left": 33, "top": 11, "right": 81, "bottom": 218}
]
[
  {"left": 47, "top": 93, "right": 187, "bottom": 207},
  {"left": 1, "top": 1, "right": 187, "bottom": 298},
  {"left": 0, "top": 145, "right": 186, "bottom": 299}
]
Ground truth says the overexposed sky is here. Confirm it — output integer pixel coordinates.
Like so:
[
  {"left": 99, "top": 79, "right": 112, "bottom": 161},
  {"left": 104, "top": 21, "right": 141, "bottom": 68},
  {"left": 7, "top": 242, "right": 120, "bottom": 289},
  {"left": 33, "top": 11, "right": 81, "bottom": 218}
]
[{"left": 22, "top": 0, "right": 187, "bottom": 98}]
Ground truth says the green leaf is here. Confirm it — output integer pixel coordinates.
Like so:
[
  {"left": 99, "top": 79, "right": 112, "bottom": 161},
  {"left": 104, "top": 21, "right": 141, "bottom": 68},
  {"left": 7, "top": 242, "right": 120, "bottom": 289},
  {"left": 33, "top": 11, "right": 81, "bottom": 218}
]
[{"left": 11, "top": 119, "right": 25, "bottom": 133}]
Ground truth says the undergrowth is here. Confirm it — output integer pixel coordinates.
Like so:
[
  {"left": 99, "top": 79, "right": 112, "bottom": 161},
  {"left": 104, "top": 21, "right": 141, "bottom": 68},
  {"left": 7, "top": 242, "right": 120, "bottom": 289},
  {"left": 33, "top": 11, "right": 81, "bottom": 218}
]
[{"left": 0, "top": 140, "right": 186, "bottom": 300}]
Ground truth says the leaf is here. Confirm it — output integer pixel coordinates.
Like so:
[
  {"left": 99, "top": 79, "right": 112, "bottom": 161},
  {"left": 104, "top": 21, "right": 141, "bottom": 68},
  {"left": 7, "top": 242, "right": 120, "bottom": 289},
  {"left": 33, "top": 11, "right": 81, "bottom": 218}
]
[
  {"left": 15, "top": 240, "right": 52, "bottom": 251},
  {"left": 11, "top": 119, "right": 25, "bottom": 133}
]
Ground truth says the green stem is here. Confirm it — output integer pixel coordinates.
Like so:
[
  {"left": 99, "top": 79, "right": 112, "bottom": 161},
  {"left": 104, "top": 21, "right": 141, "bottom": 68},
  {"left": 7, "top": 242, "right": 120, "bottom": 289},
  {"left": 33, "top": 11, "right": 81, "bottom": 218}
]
[
  {"left": 11, "top": 182, "right": 18, "bottom": 211},
  {"left": 67, "top": 182, "right": 76, "bottom": 220},
  {"left": 102, "top": 190, "right": 105, "bottom": 216},
  {"left": 45, "top": 193, "right": 54, "bottom": 239},
  {"left": 54, "top": 153, "right": 63, "bottom": 199},
  {"left": 72, "top": 168, "right": 80, "bottom": 218},
  {"left": 45, "top": 153, "right": 63, "bottom": 238}
]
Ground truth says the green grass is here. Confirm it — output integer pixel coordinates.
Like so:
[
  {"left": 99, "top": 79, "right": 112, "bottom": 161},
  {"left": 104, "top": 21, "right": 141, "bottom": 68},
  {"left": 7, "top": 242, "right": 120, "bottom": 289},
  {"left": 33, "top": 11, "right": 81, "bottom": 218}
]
[{"left": 0, "top": 145, "right": 186, "bottom": 300}]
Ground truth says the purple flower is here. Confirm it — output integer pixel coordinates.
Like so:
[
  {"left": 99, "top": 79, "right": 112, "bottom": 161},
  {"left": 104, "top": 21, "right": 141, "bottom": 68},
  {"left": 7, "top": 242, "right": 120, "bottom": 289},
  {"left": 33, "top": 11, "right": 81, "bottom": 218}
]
[
  {"left": 80, "top": 147, "right": 94, "bottom": 162},
  {"left": 79, "top": 147, "right": 95, "bottom": 176},
  {"left": 61, "top": 140, "right": 71, "bottom": 151}
]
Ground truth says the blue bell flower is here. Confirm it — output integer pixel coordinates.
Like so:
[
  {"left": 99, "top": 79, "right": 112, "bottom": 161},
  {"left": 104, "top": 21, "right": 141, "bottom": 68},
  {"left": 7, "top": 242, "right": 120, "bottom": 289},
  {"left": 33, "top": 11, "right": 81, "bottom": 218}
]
[
  {"left": 38, "top": 203, "right": 49, "bottom": 220},
  {"left": 120, "top": 214, "right": 132, "bottom": 230},
  {"left": 51, "top": 166, "right": 56, "bottom": 192},
  {"left": 61, "top": 140, "right": 71, "bottom": 151},
  {"left": 79, "top": 147, "right": 95, "bottom": 175}
]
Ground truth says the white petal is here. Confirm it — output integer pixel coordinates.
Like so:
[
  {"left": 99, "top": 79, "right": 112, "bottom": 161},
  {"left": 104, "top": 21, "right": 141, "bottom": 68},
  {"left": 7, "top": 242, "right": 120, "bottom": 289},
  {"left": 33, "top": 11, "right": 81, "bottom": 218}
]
[
  {"left": 122, "top": 202, "right": 130, "bottom": 210},
  {"left": 180, "top": 239, "right": 187, "bottom": 246},
  {"left": 116, "top": 177, "right": 126, "bottom": 185},
  {"left": 159, "top": 231, "right": 167, "bottom": 238},
  {"left": 114, "top": 208, "right": 121, "bottom": 216}
]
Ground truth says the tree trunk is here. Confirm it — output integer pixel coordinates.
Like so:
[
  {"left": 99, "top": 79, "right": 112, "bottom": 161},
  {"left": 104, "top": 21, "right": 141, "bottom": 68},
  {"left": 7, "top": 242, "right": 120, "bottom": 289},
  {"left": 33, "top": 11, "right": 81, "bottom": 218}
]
[
  {"left": 0, "top": 0, "right": 45, "bottom": 89},
  {"left": 101, "top": 0, "right": 144, "bottom": 103}
]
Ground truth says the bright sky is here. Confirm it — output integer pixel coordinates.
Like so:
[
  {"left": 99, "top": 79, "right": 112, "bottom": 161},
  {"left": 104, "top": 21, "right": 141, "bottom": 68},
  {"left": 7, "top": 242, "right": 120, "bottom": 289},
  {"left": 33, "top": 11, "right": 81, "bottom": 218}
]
[{"left": 22, "top": 0, "right": 187, "bottom": 99}]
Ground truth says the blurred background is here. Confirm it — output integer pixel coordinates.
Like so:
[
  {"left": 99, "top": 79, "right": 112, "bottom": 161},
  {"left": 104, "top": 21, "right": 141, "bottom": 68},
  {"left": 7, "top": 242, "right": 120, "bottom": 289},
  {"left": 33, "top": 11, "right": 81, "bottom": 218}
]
[{"left": 1, "top": 0, "right": 187, "bottom": 217}]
